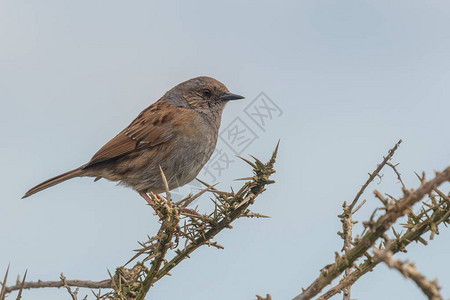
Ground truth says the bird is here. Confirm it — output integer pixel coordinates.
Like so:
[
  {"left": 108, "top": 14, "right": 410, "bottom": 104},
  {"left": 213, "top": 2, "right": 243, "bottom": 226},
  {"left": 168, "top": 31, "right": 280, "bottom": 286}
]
[{"left": 23, "top": 76, "right": 244, "bottom": 206}]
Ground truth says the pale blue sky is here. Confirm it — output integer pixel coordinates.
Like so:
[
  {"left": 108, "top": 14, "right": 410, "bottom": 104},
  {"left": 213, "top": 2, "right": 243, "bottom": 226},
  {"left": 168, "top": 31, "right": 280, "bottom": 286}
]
[{"left": 1, "top": 1, "right": 450, "bottom": 299}]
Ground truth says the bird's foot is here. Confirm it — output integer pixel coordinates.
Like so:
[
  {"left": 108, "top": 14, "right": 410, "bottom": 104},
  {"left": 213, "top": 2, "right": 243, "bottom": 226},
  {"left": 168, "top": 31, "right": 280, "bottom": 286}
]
[
  {"left": 139, "top": 192, "right": 201, "bottom": 221},
  {"left": 139, "top": 192, "right": 164, "bottom": 218},
  {"left": 154, "top": 194, "right": 201, "bottom": 217}
]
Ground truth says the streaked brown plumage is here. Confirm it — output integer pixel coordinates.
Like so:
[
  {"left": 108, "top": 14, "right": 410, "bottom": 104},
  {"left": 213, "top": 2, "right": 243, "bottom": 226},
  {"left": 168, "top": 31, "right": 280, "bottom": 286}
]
[{"left": 23, "top": 76, "right": 244, "bottom": 202}]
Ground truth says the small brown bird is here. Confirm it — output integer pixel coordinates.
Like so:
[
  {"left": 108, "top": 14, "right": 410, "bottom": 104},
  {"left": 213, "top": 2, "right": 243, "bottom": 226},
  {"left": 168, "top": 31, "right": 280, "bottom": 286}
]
[{"left": 23, "top": 76, "right": 244, "bottom": 204}]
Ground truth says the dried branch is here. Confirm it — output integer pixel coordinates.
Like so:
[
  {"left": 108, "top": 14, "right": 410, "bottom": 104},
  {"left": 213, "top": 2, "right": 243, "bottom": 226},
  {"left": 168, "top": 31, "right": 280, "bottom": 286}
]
[
  {"left": 61, "top": 273, "right": 82, "bottom": 300},
  {"left": 338, "top": 201, "right": 355, "bottom": 300},
  {"left": 386, "top": 162, "right": 406, "bottom": 189},
  {"left": 349, "top": 139, "right": 402, "bottom": 209},
  {"left": 90, "top": 288, "right": 113, "bottom": 300},
  {"left": 336, "top": 140, "right": 402, "bottom": 300},
  {"left": 4, "top": 278, "right": 111, "bottom": 294},
  {"left": 373, "top": 249, "right": 442, "bottom": 300},
  {"left": 317, "top": 186, "right": 450, "bottom": 300},
  {"left": 135, "top": 189, "right": 179, "bottom": 298},
  {"left": 294, "top": 166, "right": 450, "bottom": 300}
]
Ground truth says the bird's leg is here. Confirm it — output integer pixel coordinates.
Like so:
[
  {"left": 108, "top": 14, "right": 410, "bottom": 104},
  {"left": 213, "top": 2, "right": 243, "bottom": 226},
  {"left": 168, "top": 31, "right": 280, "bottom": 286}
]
[
  {"left": 156, "top": 194, "right": 166, "bottom": 201},
  {"left": 139, "top": 192, "right": 162, "bottom": 218},
  {"left": 180, "top": 207, "right": 202, "bottom": 217},
  {"left": 139, "top": 191, "right": 156, "bottom": 207}
]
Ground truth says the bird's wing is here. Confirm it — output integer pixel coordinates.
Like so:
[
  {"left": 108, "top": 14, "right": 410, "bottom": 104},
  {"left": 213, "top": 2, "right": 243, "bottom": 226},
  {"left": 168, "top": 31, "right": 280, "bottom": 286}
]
[{"left": 85, "top": 102, "right": 176, "bottom": 166}]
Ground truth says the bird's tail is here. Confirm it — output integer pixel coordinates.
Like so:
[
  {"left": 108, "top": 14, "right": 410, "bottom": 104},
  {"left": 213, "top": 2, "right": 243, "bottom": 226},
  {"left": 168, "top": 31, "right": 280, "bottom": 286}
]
[{"left": 22, "top": 167, "right": 84, "bottom": 199}]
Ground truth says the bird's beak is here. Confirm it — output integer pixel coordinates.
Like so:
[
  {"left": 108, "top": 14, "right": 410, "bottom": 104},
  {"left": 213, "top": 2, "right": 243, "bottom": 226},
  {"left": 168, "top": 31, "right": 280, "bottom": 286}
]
[{"left": 220, "top": 92, "right": 245, "bottom": 101}]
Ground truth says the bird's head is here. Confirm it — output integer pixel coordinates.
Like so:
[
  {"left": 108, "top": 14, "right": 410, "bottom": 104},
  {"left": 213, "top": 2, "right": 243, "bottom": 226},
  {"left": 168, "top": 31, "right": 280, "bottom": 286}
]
[{"left": 164, "top": 76, "right": 244, "bottom": 114}]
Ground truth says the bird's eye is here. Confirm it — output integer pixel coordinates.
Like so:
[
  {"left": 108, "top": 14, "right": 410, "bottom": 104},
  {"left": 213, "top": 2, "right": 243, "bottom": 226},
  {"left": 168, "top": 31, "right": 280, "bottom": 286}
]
[{"left": 201, "top": 89, "right": 212, "bottom": 98}]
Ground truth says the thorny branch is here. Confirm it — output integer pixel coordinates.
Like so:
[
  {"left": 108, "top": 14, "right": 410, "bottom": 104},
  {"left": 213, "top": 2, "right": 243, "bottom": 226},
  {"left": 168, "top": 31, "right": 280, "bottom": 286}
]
[
  {"left": 318, "top": 185, "right": 450, "bottom": 300},
  {"left": 133, "top": 166, "right": 180, "bottom": 300},
  {"left": 60, "top": 273, "right": 87, "bottom": 300},
  {"left": 1, "top": 269, "right": 110, "bottom": 295},
  {"left": 337, "top": 139, "right": 402, "bottom": 299},
  {"left": 2, "top": 143, "right": 279, "bottom": 300},
  {"left": 373, "top": 248, "right": 443, "bottom": 300},
  {"left": 349, "top": 140, "right": 402, "bottom": 210},
  {"left": 296, "top": 140, "right": 450, "bottom": 300}
]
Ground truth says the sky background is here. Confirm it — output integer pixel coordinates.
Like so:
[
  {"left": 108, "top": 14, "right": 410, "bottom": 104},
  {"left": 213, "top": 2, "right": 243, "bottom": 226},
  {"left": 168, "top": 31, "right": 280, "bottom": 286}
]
[{"left": 1, "top": 1, "right": 450, "bottom": 299}]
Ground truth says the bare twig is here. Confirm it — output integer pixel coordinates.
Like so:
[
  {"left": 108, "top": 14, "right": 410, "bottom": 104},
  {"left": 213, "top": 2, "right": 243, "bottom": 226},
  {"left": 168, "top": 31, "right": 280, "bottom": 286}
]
[
  {"left": 386, "top": 162, "right": 406, "bottom": 189},
  {"left": 133, "top": 167, "right": 180, "bottom": 299},
  {"left": 294, "top": 166, "right": 450, "bottom": 300},
  {"left": 373, "top": 249, "right": 442, "bottom": 300},
  {"left": 317, "top": 187, "right": 450, "bottom": 300},
  {"left": 349, "top": 139, "right": 402, "bottom": 209},
  {"left": 336, "top": 140, "right": 402, "bottom": 300},
  {"left": 135, "top": 196, "right": 178, "bottom": 300},
  {"left": 338, "top": 201, "right": 355, "bottom": 300},
  {"left": 4, "top": 278, "right": 111, "bottom": 294},
  {"left": 61, "top": 273, "right": 80, "bottom": 300}
]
